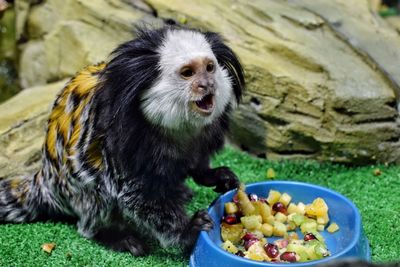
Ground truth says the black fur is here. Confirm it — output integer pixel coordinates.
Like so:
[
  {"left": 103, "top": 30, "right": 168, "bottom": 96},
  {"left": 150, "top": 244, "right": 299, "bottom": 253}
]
[
  {"left": 204, "top": 32, "right": 244, "bottom": 103},
  {"left": 87, "top": 26, "right": 245, "bottom": 253}
]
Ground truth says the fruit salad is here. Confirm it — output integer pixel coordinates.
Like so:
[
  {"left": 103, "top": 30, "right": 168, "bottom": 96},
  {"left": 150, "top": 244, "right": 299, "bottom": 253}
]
[{"left": 220, "top": 184, "right": 339, "bottom": 263}]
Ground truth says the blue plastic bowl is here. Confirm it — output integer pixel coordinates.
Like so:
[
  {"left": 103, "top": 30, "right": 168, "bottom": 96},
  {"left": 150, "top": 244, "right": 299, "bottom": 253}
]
[{"left": 190, "top": 181, "right": 370, "bottom": 267}]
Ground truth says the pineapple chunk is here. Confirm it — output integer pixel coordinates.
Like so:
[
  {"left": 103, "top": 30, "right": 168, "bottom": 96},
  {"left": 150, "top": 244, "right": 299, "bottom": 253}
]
[
  {"left": 225, "top": 202, "right": 239, "bottom": 214},
  {"left": 222, "top": 240, "right": 239, "bottom": 254},
  {"left": 266, "top": 168, "right": 276, "bottom": 179},
  {"left": 317, "top": 213, "right": 329, "bottom": 225},
  {"left": 279, "top": 193, "right": 292, "bottom": 207},
  {"left": 305, "top": 198, "right": 328, "bottom": 217},
  {"left": 241, "top": 215, "right": 262, "bottom": 230},
  {"left": 327, "top": 222, "right": 340, "bottom": 233},
  {"left": 237, "top": 188, "right": 256, "bottom": 215},
  {"left": 245, "top": 241, "right": 268, "bottom": 261},
  {"left": 287, "top": 203, "right": 298, "bottom": 214},
  {"left": 297, "top": 202, "right": 306, "bottom": 215},
  {"left": 317, "top": 224, "right": 325, "bottom": 231},
  {"left": 274, "top": 212, "right": 287, "bottom": 223},
  {"left": 253, "top": 201, "right": 271, "bottom": 223},
  {"left": 273, "top": 221, "right": 287, "bottom": 236},
  {"left": 260, "top": 223, "right": 273, "bottom": 237},
  {"left": 266, "top": 190, "right": 281, "bottom": 205},
  {"left": 221, "top": 222, "right": 244, "bottom": 244},
  {"left": 265, "top": 215, "right": 275, "bottom": 225}
]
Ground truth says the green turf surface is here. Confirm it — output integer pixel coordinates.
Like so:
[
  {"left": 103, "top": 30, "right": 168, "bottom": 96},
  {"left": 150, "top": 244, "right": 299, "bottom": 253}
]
[{"left": 0, "top": 146, "right": 399, "bottom": 266}]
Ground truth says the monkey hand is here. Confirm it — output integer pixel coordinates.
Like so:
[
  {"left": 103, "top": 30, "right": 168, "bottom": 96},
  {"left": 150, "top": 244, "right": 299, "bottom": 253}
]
[
  {"left": 191, "top": 166, "right": 240, "bottom": 193},
  {"left": 211, "top": 167, "right": 240, "bottom": 193},
  {"left": 182, "top": 210, "right": 213, "bottom": 255}
]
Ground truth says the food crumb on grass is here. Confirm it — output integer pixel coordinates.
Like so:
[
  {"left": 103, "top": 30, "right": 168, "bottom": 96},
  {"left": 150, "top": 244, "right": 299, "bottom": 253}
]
[{"left": 41, "top": 243, "right": 56, "bottom": 254}]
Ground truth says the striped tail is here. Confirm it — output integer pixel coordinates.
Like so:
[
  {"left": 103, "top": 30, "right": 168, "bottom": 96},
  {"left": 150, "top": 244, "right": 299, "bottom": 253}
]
[{"left": 0, "top": 173, "right": 46, "bottom": 223}]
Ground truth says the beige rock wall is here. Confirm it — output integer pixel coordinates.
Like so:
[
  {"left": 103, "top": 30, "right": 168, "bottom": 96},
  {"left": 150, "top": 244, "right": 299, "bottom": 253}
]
[{"left": 16, "top": 0, "right": 160, "bottom": 88}]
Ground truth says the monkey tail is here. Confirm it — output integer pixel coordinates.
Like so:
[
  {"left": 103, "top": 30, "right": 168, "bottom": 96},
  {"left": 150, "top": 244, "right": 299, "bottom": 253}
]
[{"left": 0, "top": 172, "right": 48, "bottom": 223}]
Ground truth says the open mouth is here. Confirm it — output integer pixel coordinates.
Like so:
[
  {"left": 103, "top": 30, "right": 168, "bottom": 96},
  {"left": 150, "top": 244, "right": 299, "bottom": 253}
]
[{"left": 192, "top": 93, "right": 215, "bottom": 116}]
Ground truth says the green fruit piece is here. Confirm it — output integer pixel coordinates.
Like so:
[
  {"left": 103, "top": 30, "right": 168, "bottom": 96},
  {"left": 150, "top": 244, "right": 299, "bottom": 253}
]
[
  {"left": 292, "top": 214, "right": 305, "bottom": 226},
  {"left": 314, "top": 243, "right": 330, "bottom": 258}
]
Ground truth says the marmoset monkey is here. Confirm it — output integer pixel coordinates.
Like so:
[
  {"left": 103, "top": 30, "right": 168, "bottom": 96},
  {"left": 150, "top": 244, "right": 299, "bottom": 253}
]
[{"left": 0, "top": 26, "right": 245, "bottom": 255}]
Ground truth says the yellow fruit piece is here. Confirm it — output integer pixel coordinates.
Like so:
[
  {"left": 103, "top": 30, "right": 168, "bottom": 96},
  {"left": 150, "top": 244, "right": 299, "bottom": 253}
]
[
  {"left": 273, "top": 221, "right": 287, "bottom": 236},
  {"left": 241, "top": 215, "right": 262, "bottom": 230},
  {"left": 222, "top": 240, "right": 239, "bottom": 254},
  {"left": 297, "top": 202, "right": 306, "bottom": 215},
  {"left": 266, "top": 215, "right": 275, "bottom": 225},
  {"left": 253, "top": 201, "right": 272, "bottom": 223},
  {"left": 287, "top": 203, "right": 298, "bottom": 214},
  {"left": 225, "top": 202, "right": 239, "bottom": 214},
  {"left": 42, "top": 243, "right": 56, "bottom": 254},
  {"left": 279, "top": 193, "right": 292, "bottom": 207},
  {"left": 266, "top": 168, "right": 276, "bottom": 179},
  {"left": 221, "top": 222, "right": 244, "bottom": 244},
  {"left": 317, "top": 213, "right": 330, "bottom": 225},
  {"left": 260, "top": 223, "right": 274, "bottom": 237},
  {"left": 237, "top": 188, "right": 256, "bottom": 215},
  {"left": 245, "top": 241, "right": 268, "bottom": 261},
  {"left": 266, "top": 190, "right": 281, "bottom": 205},
  {"left": 327, "top": 222, "right": 340, "bottom": 233},
  {"left": 305, "top": 198, "right": 328, "bottom": 217},
  {"left": 274, "top": 212, "right": 287, "bottom": 223}
]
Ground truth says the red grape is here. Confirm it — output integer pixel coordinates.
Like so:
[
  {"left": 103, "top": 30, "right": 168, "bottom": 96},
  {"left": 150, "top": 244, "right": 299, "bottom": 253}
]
[
  {"left": 272, "top": 202, "right": 287, "bottom": 214},
  {"left": 223, "top": 214, "right": 237, "bottom": 224},
  {"left": 264, "top": 243, "right": 279, "bottom": 258},
  {"left": 304, "top": 233, "right": 318, "bottom": 241},
  {"left": 280, "top": 251, "right": 298, "bottom": 262}
]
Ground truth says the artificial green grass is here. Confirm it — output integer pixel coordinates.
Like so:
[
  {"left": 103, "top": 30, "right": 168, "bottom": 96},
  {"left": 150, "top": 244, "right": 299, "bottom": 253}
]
[{"left": 1, "top": 146, "right": 399, "bottom": 266}]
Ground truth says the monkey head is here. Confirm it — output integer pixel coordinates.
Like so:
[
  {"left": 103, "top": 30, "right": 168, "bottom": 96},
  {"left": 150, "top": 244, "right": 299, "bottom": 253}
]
[
  {"left": 139, "top": 28, "right": 244, "bottom": 130},
  {"left": 99, "top": 27, "right": 244, "bottom": 134}
]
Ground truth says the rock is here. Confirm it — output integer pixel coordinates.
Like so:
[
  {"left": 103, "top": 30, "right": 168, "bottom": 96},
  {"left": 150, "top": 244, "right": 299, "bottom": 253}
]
[
  {"left": 147, "top": 0, "right": 400, "bottom": 164},
  {"left": 386, "top": 16, "right": 400, "bottom": 32},
  {"left": 17, "top": 0, "right": 161, "bottom": 88},
  {"left": 0, "top": 79, "right": 69, "bottom": 179}
]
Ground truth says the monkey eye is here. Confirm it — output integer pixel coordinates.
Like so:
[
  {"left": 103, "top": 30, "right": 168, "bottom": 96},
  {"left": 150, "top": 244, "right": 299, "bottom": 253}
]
[
  {"left": 180, "top": 67, "right": 195, "bottom": 79},
  {"left": 206, "top": 62, "right": 215, "bottom": 73}
]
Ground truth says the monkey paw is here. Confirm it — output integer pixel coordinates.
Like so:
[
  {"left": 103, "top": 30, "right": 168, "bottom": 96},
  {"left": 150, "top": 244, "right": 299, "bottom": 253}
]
[
  {"left": 122, "top": 235, "right": 148, "bottom": 256},
  {"left": 181, "top": 210, "right": 213, "bottom": 254},
  {"left": 190, "top": 210, "right": 213, "bottom": 232},
  {"left": 212, "top": 167, "right": 239, "bottom": 193},
  {"left": 96, "top": 231, "right": 148, "bottom": 256}
]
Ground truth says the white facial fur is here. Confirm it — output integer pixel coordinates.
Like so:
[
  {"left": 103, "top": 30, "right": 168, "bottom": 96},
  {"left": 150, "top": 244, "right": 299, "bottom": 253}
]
[{"left": 140, "top": 29, "right": 235, "bottom": 130}]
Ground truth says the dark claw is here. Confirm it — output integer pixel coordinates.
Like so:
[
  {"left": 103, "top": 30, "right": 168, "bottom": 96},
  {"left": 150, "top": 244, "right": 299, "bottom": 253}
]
[
  {"left": 123, "top": 235, "right": 148, "bottom": 256},
  {"left": 182, "top": 210, "right": 213, "bottom": 255},
  {"left": 213, "top": 167, "right": 240, "bottom": 193},
  {"left": 190, "top": 210, "right": 213, "bottom": 232}
]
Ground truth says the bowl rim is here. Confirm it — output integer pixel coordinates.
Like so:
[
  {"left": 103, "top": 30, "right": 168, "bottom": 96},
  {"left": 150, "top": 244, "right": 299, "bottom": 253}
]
[{"left": 198, "top": 180, "right": 362, "bottom": 266}]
